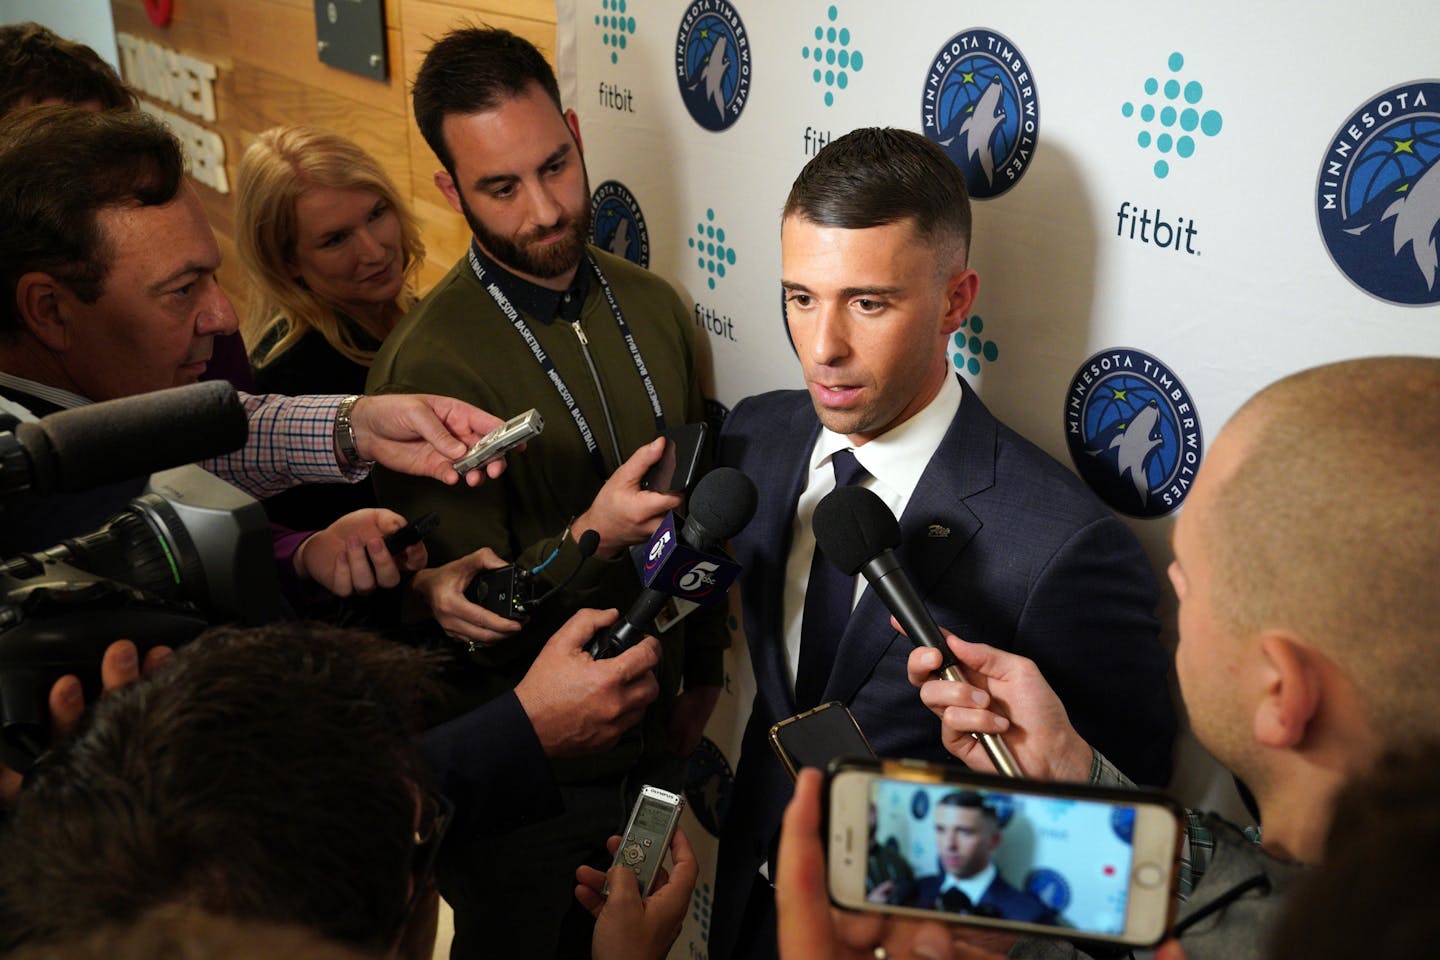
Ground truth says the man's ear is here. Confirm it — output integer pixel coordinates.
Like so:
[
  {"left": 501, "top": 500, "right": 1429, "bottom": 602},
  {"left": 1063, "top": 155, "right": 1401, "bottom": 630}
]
[
  {"left": 939, "top": 267, "right": 979, "bottom": 337},
  {"left": 565, "top": 108, "right": 584, "bottom": 154},
  {"left": 433, "top": 168, "right": 464, "bottom": 216},
  {"left": 14, "top": 273, "right": 72, "bottom": 351},
  {"left": 1253, "top": 632, "right": 1324, "bottom": 750}
]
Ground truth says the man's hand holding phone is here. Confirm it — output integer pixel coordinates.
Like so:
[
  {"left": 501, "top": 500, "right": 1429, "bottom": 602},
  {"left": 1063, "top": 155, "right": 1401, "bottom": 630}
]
[{"left": 776, "top": 768, "right": 976, "bottom": 960}]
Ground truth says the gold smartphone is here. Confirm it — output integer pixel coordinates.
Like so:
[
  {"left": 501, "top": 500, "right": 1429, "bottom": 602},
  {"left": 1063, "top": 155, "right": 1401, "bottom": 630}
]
[
  {"left": 825, "top": 757, "right": 1184, "bottom": 947},
  {"left": 768, "top": 701, "right": 876, "bottom": 780}
]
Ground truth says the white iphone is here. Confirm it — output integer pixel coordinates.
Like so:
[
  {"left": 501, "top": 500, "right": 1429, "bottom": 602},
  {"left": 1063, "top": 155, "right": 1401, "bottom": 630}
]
[{"left": 826, "top": 758, "right": 1184, "bottom": 947}]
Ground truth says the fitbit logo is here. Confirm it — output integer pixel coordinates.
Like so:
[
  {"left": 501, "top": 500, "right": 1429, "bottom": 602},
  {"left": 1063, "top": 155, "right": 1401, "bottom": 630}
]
[
  {"left": 801, "top": 5, "right": 865, "bottom": 108},
  {"left": 595, "top": 0, "right": 637, "bottom": 65},
  {"left": 1115, "top": 202, "right": 1200, "bottom": 255},
  {"left": 1120, "top": 51, "right": 1224, "bottom": 180}
]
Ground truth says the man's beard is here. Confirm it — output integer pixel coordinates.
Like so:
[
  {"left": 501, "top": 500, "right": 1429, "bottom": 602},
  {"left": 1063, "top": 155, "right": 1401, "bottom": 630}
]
[{"left": 458, "top": 182, "right": 592, "bottom": 281}]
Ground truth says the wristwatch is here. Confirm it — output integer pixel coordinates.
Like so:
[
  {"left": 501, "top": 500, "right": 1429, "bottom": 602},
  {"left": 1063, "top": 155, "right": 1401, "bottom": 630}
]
[{"left": 334, "top": 395, "right": 375, "bottom": 468}]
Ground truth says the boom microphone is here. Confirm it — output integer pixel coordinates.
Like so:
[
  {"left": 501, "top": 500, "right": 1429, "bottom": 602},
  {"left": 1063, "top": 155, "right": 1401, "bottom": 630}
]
[
  {"left": 587, "top": 466, "right": 758, "bottom": 659},
  {"left": 812, "top": 484, "right": 1022, "bottom": 778},
  {"left": 0, "top": 381, "right": 249, "bottom": 498}
]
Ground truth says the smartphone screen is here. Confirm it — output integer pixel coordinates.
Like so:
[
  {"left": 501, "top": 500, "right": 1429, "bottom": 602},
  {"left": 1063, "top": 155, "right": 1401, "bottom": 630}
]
[
  {"left": 828, "top": 762, "right": 1181, "bottom": 946},
  {"left": 770, "top": 702, "right": 876, "bottom": 779}
]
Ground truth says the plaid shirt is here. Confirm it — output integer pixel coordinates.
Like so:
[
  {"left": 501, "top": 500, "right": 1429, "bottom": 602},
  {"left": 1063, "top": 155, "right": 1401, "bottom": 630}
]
[
  {"left": 1088, "top": 749, "right": 1263, "bottom": 901},
  {"left": 200, "top": 392, "right": 369, "bottom": 498}
]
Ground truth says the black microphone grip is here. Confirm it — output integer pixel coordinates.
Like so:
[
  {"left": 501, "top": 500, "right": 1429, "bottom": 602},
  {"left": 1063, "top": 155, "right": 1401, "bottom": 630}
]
[
  {"left": 586, "top": 589, "right": 668, "bottom": 659},
  {"left": 864, "top": 551, "right": 963, "bottom": 672},
  {"left": 864, "top": 550, "right": 1023, "bottom": 779}
]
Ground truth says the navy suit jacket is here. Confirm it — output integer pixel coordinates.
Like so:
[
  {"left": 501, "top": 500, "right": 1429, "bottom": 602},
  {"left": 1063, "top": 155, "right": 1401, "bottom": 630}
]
[
  {"left": 709, "top": 380, "right": 1174, "bottom": 960},
  {"left": 909, "top": 871, "right": 1058, "bottom": 925}
]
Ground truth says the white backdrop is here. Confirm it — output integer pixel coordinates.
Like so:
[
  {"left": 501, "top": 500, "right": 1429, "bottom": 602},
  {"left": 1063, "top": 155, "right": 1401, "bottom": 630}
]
[{"left": 558, "top": 2, "right": 1440, "bottom": 954}]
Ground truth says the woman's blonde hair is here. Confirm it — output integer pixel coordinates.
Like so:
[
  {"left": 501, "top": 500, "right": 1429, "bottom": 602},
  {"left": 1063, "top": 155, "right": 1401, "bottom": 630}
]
[{"left": 236, "top": 125, "right": 423, "bottom": 368}]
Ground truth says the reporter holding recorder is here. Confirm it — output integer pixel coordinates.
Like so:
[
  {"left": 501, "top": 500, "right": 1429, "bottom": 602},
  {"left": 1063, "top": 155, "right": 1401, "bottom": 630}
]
[{"left": 0, "top": 106, "right": 511, "bottom": 586}]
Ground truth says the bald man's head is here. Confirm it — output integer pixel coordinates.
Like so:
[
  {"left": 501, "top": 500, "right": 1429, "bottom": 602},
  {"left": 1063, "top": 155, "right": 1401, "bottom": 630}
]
[{"left": 1205, "top": 356, "right": 1440, "bottom": 746}]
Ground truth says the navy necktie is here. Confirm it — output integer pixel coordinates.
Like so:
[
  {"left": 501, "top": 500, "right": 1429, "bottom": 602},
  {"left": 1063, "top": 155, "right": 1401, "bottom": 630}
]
[{"left": 796, "top": 449, "right": 868, "bottom": 710}]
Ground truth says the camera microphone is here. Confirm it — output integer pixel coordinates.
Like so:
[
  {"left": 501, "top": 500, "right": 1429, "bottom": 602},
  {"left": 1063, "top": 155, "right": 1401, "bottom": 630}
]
[
  {"left": 812, "top": 484, "right": 1023, "bottom": 778},
  {"left": 587, "top": 466, "right": 757, "bottom": 659},
  {"left": 0, "top": 381, "right": 249, "bottom": 498}
]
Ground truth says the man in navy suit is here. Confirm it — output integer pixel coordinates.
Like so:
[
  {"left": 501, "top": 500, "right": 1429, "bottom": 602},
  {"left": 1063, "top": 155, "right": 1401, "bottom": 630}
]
[
  {"left": 904, "top": 792, "right": 1056, "bottom": 924},
  {"left": 709, "top": 128, "right": 1175, "bottom": 959}
]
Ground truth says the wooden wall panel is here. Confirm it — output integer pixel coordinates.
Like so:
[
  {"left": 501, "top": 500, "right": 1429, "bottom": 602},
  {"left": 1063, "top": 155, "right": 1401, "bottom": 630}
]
[{"left": 108, "top": 0, "right": 557, "bottom": 328}]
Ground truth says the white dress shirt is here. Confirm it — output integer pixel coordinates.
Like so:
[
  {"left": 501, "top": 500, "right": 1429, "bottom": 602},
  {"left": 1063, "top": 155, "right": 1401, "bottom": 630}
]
[{"left": 780, "top": 371, "right": 963, "bottom": 692}]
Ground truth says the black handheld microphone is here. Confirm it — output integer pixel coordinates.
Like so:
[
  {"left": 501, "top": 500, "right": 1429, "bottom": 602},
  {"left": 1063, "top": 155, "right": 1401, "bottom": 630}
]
[
  {"left": 812, "top": 484, "right": 1022, "bottom": 778},
  {"left": 587, "top": 466, "right": 758, "bottom": 659},
  {"left": 0, "top": 381, "right": 249, "bottom": 497}
]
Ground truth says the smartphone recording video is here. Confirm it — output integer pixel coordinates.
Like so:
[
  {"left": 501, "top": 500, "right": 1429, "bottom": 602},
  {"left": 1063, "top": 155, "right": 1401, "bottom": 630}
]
[{"left": 826, "top": 759, "right": 1183, "bottom": 946}]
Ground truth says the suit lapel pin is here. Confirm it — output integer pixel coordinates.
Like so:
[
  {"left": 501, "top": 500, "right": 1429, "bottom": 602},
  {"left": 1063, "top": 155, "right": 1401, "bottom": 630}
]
[{"left": 927, "top": 523, "right": 951, "bottom": 538}]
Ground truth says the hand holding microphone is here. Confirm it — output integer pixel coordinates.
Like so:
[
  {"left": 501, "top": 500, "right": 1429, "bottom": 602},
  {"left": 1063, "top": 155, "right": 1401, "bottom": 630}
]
[
  {"left": 587, "top": 466, "right": 757, "bottom": 660},
  {"left": 812, "top": 485, "right": 1022, "bottom": 778}
]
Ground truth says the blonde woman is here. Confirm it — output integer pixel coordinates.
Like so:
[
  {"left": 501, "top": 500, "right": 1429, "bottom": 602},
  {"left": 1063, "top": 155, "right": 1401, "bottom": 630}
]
[{"left": 237, "top": 126, "right": 424, "bottom": 528}]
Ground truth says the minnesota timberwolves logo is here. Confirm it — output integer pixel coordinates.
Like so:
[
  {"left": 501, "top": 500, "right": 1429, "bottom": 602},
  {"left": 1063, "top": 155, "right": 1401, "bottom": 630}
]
[
  {"left": 1316, "top": 80, "right": 1440, "bottom": 306},
  {"left": 1065, "top": 349, "right": 1203, "bottom": 519},
  {"left": 1025, "top": 869, "right": 1071, "bottom": 914},
  {"left": 921, "top": 29, "right": 1039, "bottom": 199},
  {"left": 683, "top": 737, "right": 734, "bottom": 836},
  {"left": 675, "top": 0, "right": 751, "bottom": 131},
  {"left": 590, "top": 180, "right": 649, "bottom": 267}
]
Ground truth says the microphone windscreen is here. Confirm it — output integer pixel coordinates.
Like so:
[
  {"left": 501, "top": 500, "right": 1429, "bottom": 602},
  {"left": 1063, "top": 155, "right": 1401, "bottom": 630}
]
[
  {"left": 17, "top": 381, "right": 249, "bottom": 494},
  {"left": 813, "top": 485, "right": 901, "bottom": 575},
  {"left": 687, "top": 466, "right": 758, "bottom": 543},
  {"left": 576, "top": 528, "right": 601, "bottom": 558}
]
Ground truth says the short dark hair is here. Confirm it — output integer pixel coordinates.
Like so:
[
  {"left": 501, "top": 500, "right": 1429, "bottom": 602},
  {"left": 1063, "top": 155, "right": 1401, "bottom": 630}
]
[
  {"left": 0, "top": 623, "right": 442, "bottom": 954},
  {"left": 412, "top": 26, "right": 562, "bottom": 175},
  {"left": 0, "top": 105, "right": 183, "bottom": 335},
  {"left": 0, "top": 22, "right": 137, "bottom": 117},
  {"left": 936, "top": 790, "right": 999, "bottom": 823},
  {"left": 784, "top": 127, "right": 973, "bottom": 267}
]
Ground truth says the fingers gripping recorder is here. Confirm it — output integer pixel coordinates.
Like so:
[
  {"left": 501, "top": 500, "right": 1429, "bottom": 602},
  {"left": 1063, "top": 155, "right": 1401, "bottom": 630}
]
[
  {"left": 812, "top": 485, "right": 1023, "bottom": 778},
  {"left": 586, "top": 467, "right": 758, "bottom": 660},
  {"left": 451, "top": 409, "right": 543, "bottom": 475}
]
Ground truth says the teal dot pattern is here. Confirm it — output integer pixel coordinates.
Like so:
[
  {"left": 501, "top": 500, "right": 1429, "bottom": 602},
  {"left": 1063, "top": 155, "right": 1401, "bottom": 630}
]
[
  {"left": 692, "top": 882, "right": 713, "bottom": 941},
  {"left": 594, "top": 0, "right": 636, "bottom": 65},
  {"left": 1120, "top": 51, "right": 1223, "bottom": 179},
  {"left": 951, "top": 315, "right": 999, "bottom": 378},
  {"left": 800, "top": 5, "right": 863, "bottom": 107},
  {"left": 686, "top": 208, "right": 737, "bottom": 290}
]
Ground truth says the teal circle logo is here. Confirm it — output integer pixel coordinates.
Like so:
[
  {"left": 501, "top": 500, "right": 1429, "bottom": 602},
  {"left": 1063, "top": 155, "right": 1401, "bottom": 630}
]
[
  {"left": 594, "top": 0, "right": 636, "bottom": 65},
  {"left": 801, "top": 5, "right": 864, "bottom": 107},
  {"left": 1121, "top": 52, "right": 1223, "bottom": 180},
  {"left": 951, "top": 314, "right": 1000, "bottom": 377},
  {"left": 687, "top": 208, "right": 737, "bottom": 290}
]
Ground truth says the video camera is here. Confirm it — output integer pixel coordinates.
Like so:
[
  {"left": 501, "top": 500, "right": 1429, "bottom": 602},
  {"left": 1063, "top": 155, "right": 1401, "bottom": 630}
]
[{"left": 0, "top": 383, "right": 283, "bottom": 773}]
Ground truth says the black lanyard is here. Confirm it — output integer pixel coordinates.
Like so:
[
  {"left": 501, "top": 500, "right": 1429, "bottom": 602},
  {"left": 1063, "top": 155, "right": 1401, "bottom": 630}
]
[{"left": 467, "top": 244, "right": 665, "bottom": 476}]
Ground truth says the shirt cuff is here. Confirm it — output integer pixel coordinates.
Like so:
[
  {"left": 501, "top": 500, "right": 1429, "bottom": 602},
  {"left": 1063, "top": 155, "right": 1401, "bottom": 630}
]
[{"left": 1088, "top": 748, "right": 1135, "bottom": 789}]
